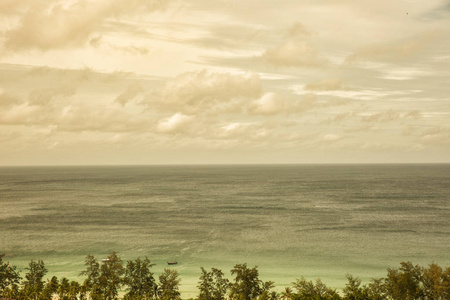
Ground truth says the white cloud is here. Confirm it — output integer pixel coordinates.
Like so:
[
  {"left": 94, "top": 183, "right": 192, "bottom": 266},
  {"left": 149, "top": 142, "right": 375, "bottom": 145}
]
[
  {"left": 157, "top": 113, "right": 194, "bottom": 133},
  {"left": 216, "top": 122, "right": 245, "bottom": 139},
  {"left": 0, "top": 102, "right": 41, "bottom": 125},
  {"left": 213, "top": 121, "right": 270, "bottom": 142},
  {"left": 322, "top": 134, "right": 342, "bottom": 142},
  {"left": 291, "top": 84, "right": 422, "bottom": 101},
  {"left": 378, "top": 68, "right": 433, "bottom": 80},
  {"left": 249, "top": 92, "right": 287, "bottom": 115}
]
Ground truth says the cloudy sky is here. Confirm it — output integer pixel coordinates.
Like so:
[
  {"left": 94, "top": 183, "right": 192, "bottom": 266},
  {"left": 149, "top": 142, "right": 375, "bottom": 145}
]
[{"left": 0, "top": 0, "right": 449, "bottom": 165}]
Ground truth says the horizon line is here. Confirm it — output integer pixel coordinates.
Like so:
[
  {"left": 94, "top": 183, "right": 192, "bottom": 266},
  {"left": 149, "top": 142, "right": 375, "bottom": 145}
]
[{"left": 1, "top": 162, "right": 449, "bottom": 168}]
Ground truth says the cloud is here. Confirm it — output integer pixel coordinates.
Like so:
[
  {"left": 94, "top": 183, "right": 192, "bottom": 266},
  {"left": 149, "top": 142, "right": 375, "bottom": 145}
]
[
  {"left": 249, "top": 92, "right": 322, "bottom": 116},
  {"left": 291, "top": 84, "right": 422, "bottom": 101},
  {"left": 56, "top": 105, "right": 150, "bottom": 133},
  {"left": 157, "top": 113, "right": 194, "bottom": 134},
  {"left": 305, "top": 78, "right": 346, "bottom": 91},
  {"left": 324, "top": 111, "right": 362, "bottom": 125},
  {"left": 212, "top": 122, "right": 269, "bottom": 142},
  {"left": 322, "top": 134, "right": 342, "bottom": 142},
  {"left": 289, "top": 22, "right": 311, "bottom": 38},
  {"left": 263, "top": 39, "right": 324, "bottom": 68},
  {"left": 28, "top": 84, "right": 77, "bottom": 105},
  {"left": 3, "top": 0, "right": 169, "bottom": 51},
  {"left": 420, "top": 126, "right": 450, "bottom": 147},
  {"left": 262, "top": 22, "right": 326, "bottom": 68},
  {"left": 0, "top": 0, "right": 32, "bottom": 15},
  {"left": 25, "top": 65, "right": 98, "bottom": 82},
  {"left": 0, "top": 100, "right": 147, "bottom": 133},
  {"left": 190, "top": 23, "right": 267, "bottom": 51},
  {"left": 378, "top": 67, "right": 433, "bottom": 80},
  {"left": 293, "top": 93, "right": 318, "bottom": 112},
  {"left": 322, "top": 107, "right": 423, "bottom": 131},
  {"left": 0, "top": 103, "right": 26, "bottom": 124},
  {"left": 0, "top": 91, "right": 22, "bottom": 107},
  {"left": 0, "top": 65, "right": 153, "bottom": 133},
  {"left": 160, "top": 69, "right": 262, "bottom": 113},
  {"left": 157, "top": 69, "right": 323, "bottom": 118},
  {"left": 361, "top": 110, "right": 421, "bottom": 122},
  {"left": 215, "top": 122, "right": 247, "bottom": 139},
  {"left": 249, "top": 92, "right": 287, "bottom": 115},
  {"left": 115, "top": 82, "right": 143, "bottom": 106},
  {"left": 346, "top": 30, "right": 439, "bottom": 63},
  {"left": 345, "top": 124, "right": 374, "bottom": 133},
  {"left": 402, "top": 125, "right": 415, "bottom": 136}
]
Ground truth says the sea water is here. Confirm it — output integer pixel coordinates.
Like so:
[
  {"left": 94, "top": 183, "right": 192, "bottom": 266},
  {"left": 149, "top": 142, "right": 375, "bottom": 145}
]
[{"left": 1, "top": 164, "right": 449, "bottom": 298}]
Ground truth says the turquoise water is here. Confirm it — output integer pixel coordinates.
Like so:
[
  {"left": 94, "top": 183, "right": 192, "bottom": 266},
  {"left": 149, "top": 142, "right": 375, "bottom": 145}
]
[{"left": 1, "top": 164, "right": 449, "bottom": 298}]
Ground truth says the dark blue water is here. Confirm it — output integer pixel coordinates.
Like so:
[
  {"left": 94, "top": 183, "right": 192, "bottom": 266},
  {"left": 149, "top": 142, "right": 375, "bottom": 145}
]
[{"left": 1, "top": 164, "right": 449, "bottom": 297}]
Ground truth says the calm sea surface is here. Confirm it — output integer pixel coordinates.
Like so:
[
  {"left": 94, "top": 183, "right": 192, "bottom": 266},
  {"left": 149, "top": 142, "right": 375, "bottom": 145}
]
[{"left": 1, "top": 164, "right": 449, "bottom": 297}]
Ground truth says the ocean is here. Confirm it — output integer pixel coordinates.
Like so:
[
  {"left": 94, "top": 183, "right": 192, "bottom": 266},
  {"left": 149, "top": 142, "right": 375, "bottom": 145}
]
[{"left": 0, "top": 164, "right": 449, "bottom": 298}]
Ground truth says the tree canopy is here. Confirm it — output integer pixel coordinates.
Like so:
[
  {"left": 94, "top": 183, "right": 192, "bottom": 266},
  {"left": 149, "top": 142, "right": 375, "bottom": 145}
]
[{"left": 1, "top": 253, "right": 449, "bottom": 300}]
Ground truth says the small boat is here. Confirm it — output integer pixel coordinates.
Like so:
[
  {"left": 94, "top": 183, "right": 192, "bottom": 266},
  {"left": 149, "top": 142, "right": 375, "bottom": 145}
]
[
  {"left": 167, "top": 261, "right": 178, "bottom": 265},
  {"left": 101, "top": 258, "right": 111, "bottom": 262}
]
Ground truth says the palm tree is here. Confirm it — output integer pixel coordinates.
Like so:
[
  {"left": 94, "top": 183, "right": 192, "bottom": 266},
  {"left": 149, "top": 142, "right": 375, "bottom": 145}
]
[{"left": 281, "top": 287, "right": 293, "bottom": 300}]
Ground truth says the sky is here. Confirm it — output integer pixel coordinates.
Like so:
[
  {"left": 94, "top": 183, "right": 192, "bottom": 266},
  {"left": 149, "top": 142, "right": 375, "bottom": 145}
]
[{"left": 0, "top": 0, "right": 449, "bottom": 165}]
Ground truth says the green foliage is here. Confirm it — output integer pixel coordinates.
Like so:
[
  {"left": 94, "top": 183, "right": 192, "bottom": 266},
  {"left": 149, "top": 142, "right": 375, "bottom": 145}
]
[
  {"left": 158, "top": 268, "right": 181, "bottom": 300},
  {"left": 385, "top": 261, "right": 424, "bottom": 300},
  {"left": 422, "top": 263, "right": 450, "bottom": 300},
  {"left": 100, "top": 251, "right": 125, "bottom": 300},
  {"left": 229, "top": 263, "right": 272, "bottom": 300},
  {"left": 79, "top": 278, "right": 91, "bottom": 300},
  {"left": 197, "top": 267, "right": 229, "bottom": 300},
  {"left": 342, "top": 275, "right": 370, "bottom": 300},
  {"left": 0, "top": 254, "right": 22, "bottom": 298},
  {"left": 291, "top": 277, "right": 341, "bottom": 300},
  {"left": 42, "top": 276, "right": 59, "bottom": 300},
  {"left": 22, "top": 259, "right": 48, "bottom": 300},
  {"left": 366, "top": 279, "right": 387, "bottom": 300},
  {"left": 2, "top": 253, "right": 450, "bottom": 300},
  {"left": 58, "top": 277, "right": 70, "bottom": 300},
  {"left": 281, "top": 287, "right": 294, "bottom": 300},
  {"left": 68, "top": 280, "right": 81, "bottom": 300},
  {"left": 123, "top": 257, "right": 156, "bottom": 300},
  {"left": 80, "top": 254, "right": 102, "bottom": 299},
  {"left": 79, "top": 251, "right": 125, "bottom": 300},
  {"left": 259, "top": 281, "right": 276, "bottom": 300}
]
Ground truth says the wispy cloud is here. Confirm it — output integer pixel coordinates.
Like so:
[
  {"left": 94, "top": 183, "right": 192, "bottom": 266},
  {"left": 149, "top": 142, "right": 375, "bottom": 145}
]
[
  {"left": 3, "top": 0, "right": 169, "bottom": 51},
  {"left": 345, "top": 30, "right": 439, "bottom": 63},
  {"left": 262, "top": 23, "right": 327, "bottom": 68}
]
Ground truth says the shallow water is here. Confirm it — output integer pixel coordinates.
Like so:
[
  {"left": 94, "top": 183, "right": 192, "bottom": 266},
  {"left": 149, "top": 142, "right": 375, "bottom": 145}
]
[{"left": 1, "top": 164, "right": 449, "bottom": 298}]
